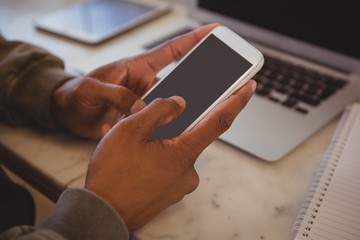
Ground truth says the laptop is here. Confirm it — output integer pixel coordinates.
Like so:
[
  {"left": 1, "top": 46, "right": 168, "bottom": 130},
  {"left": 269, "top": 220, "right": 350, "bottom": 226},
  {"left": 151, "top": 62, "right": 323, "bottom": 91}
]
[{"left": 145, "top": 0, "right": 360, "bottom": 161}]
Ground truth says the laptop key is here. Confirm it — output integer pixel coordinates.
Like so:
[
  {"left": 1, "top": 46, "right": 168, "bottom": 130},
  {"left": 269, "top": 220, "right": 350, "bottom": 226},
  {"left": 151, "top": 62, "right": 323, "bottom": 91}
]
[
  {"left": 282, "top": 97, "right": 298, "bottom": 108},
  {"left": 254, "top": 54, "right": 348, "bottom": 112}
]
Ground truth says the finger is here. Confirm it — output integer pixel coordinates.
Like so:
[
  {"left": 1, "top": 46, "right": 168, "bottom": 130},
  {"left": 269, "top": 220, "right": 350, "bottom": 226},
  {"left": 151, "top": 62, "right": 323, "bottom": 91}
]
[
  {"left": 178, "top": 80, "right": 256, "bottom": 158},
  {"left": 101, "top": 123, "right": 112, "bottom": 136},
  {"left": 96, "top": 81, "right": 146, "bottom": 114},
  {"left": 142, "top": 23, "right": 220, "bottom": 73},
  {"left": 126, "top": 96, "right": 186, "bottom": 138},
  {"left": 87, "top": 63, "right": 128, "bottom": 85}
]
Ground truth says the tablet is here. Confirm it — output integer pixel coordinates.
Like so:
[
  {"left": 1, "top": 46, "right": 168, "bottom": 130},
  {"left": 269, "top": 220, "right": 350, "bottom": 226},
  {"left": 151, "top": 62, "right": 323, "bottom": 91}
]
[{"left": 34, "top": 0, "right": 170, "bottom": 44}]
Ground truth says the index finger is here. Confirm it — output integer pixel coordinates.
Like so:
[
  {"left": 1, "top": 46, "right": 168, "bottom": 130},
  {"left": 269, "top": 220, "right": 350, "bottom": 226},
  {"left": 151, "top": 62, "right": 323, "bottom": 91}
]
[
  {"left": 143, "top": 23, "right": 220, "bottom": 73},
  {"left": 177, "top": 80, "right": 257, "bottom": 159}
]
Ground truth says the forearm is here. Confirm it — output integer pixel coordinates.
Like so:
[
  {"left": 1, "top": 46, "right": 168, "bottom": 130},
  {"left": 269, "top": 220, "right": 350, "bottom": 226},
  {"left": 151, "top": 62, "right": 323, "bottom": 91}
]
[
  {"left": 0, "top": 36, "right": 74, "bottom": 129},
  {"left": 0, "top": 188, "right": 129, "bottom": 240}
]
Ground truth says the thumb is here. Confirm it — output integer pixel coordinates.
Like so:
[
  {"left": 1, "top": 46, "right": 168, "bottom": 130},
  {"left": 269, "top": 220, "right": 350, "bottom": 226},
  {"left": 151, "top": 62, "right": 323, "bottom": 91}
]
[{"left": 121, "top": 96, "right": 186, "bottom": 139}]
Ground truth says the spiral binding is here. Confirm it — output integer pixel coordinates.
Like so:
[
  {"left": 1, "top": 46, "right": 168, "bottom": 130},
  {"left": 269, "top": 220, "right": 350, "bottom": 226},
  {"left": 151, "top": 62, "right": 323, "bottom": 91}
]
[{"left": 291, "top": 103, "right": 358, "bottom": 239}]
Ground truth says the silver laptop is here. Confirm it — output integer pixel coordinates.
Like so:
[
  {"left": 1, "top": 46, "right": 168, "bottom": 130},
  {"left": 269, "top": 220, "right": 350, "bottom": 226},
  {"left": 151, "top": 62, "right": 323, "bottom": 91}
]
[{"left": 146, "top": 0, "right": 360, "bottom": 161}]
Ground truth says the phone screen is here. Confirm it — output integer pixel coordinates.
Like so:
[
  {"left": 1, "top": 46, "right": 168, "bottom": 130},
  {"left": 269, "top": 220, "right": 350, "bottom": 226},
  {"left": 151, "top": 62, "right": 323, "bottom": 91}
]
[{"left": 144, "top": 34, "right": 253, "bottom": 139}]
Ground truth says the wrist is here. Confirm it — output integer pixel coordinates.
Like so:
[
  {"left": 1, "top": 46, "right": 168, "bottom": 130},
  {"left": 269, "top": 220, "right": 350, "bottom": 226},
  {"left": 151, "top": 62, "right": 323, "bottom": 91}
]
[
  {"left": 50, "top": 77, "right": 75, "bottom": 130},
  {"left": 39, "top": 188, "right": 129, "bottom": 240}
]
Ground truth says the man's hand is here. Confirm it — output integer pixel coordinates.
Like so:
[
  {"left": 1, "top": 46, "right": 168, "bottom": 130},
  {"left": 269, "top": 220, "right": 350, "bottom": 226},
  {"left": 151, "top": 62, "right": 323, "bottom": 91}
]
[
  {"left": 84, "top": 79, "right": 256, "bottom": 232},
  {"left": 52, "top": 23, "right": 220, "bottom": 139}
]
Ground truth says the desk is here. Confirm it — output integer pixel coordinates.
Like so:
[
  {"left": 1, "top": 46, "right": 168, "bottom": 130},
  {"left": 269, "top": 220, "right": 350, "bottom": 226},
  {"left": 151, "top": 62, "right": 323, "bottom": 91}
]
[{"left": 0, "top": 0, "right": 352, "bottom": 239}]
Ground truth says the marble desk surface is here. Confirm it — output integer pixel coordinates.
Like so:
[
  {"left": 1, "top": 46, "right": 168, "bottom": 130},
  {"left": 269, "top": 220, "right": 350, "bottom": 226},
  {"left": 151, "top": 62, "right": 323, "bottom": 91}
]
[
  {"left": 0, "top": 0, "right": 347, "bottom": 239},
  {"left": 0, "top": 117, "right": 338, "bottom": 240}
]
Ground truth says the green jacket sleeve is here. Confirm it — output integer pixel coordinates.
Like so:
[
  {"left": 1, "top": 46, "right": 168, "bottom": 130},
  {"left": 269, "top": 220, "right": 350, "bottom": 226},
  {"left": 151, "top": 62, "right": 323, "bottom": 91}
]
[
  {"left": 0, "top": 188, "right": 129, "bottom": 240},
  {"left": 0, "top": 35, "right": 74, "bottom": 129}
]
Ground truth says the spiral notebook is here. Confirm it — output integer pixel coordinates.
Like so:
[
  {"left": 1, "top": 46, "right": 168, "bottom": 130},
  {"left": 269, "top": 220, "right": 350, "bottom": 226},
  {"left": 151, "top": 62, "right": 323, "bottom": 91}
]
[{"left": 292, "top": 102, "right": 360, "bottom": 240}]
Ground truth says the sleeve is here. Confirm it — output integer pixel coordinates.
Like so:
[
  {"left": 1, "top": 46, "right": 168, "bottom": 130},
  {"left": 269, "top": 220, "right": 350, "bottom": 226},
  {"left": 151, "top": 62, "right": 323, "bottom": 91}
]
[
  {"left": 0, "top": 188, "right": 129, "bottom": 240},
  {"left": 0, "top": 35, "right": 74, "bottom": 130}
]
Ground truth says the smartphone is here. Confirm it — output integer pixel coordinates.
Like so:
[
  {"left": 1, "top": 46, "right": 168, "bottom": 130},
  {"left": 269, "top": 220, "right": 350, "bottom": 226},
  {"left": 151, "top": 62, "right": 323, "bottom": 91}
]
[
  {"left": 34, "top": 0, "right": 170, "bottom": 44},
  {"left": 143, "top": 25, "right": 264, "bottom": 140}
]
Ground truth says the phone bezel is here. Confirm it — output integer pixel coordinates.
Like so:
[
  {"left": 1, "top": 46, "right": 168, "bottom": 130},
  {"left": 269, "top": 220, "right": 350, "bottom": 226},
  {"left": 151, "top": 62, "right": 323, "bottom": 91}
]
[{"left": 142, "top": 25, "right": 264, "bottom": 137}]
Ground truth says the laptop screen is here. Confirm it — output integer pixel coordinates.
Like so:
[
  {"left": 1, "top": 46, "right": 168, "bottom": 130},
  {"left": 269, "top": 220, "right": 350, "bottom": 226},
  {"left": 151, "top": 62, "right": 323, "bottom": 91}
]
[{"left": 198, "top": 0, "right": 360, "bottom": 60}]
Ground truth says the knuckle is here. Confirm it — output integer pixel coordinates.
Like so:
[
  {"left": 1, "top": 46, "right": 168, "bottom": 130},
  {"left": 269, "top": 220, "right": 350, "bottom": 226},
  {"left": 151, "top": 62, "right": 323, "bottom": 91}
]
[
  {"left": 149, "top": 98, "right": 168, "bottom": 112},
  {"left": 179, "top": 138, "right": 197, "bottom": 156},
  {"left": 71, "top": 78, "right": 92, "bottom": 96},
  {"left": 74, "top": 77, "right": 89, "bottom": 90},
  {"left": 115, "top": 86, "right": 133, "bottom": 100},
  {"left": 175, "top": 169, "right": 200, "bottom": 200},
  {"left": 187, "top": 170, "right": 200, "bottom": 192},
  {"left": 116, "top": 117, "right": 147, "bottom": 140},
  {"left": 239, "top": 94, "right": 251, "bottom": 108},
  {"left": 167, "top": 40, "right": 183, "bottom": 60},
  {"left": 151, "top": 97, "right": 166, "bottom": 105},
  {"left": 151, "top": 98, "right": 181, "bottom": 112},
  {"left": 121, "top": 114, "right": 145, "bottom": 131},
  {"left": 115, "top": 118, "right": 132, "bottom": 133},
  {"left": 175, "top": 138, "right": 201, "bottom": 167},
  {"left": 217, "top": 112, "right": 236, "bottom": 134},
  {"left": 74, "top": 77, "right": 101, "bottom": 92}
]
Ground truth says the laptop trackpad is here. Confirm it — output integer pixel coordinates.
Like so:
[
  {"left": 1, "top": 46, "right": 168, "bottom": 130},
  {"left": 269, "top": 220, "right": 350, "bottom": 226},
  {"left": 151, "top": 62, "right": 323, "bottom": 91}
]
[{"left": 219, "top": 95, "right": 309, "bottom": 161}]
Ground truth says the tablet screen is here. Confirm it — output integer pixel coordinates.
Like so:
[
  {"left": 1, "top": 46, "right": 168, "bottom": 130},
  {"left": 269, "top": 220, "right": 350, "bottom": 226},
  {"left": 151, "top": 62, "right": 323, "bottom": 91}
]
[{"left": 35, "top": 0, "right": 169, "bottom": 44}]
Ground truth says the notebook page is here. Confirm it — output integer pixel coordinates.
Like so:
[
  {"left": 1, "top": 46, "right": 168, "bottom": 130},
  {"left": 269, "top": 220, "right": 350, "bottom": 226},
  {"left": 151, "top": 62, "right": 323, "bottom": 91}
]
[
  {"left": 309, "top": 113, "right": 360, "bottom": 240},
  {"left": 293, "top": 103, "right": 360, "bottom": 240}
]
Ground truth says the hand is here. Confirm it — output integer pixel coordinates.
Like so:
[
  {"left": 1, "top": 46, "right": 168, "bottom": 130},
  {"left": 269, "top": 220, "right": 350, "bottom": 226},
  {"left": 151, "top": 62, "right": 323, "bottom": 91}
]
[
  {"left": 84, "top": 79, "right": 256, "bottom": 232},
  {"left": 52, "top": 23, "right": 220, "bottom": 140}
]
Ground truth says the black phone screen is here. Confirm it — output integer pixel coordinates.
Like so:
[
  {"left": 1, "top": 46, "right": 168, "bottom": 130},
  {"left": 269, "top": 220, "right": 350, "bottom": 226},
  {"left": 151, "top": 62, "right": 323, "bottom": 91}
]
[{"left": 144, "top": 34, "right": 252, "bottom": 139}]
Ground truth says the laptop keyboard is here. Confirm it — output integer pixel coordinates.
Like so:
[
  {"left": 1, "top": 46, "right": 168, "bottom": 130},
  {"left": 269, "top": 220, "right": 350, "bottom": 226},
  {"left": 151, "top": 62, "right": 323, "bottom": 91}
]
[
  {"left": 144, "top": 28, "right": 348, "bottom": 115},
  {"left": 253, "top": 55, "right": 348, "bottom": 114}
]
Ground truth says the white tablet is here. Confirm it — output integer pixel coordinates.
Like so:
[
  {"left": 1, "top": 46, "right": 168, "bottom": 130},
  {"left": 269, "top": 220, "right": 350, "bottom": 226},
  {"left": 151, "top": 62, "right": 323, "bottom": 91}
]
[{"left": 34, "top": 0, "right": 170, "bottom": 44}]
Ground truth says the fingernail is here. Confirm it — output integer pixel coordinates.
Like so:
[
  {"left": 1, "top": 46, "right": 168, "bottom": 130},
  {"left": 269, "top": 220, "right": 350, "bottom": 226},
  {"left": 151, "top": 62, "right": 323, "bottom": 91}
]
[
  {"left": 130, "top": 100, "right": 146, "bottom": 114},
  {"left": 169, "top": 96, "right": 186, "bottom": 108},
  {"left": 250, "top": 80, "right": 257, "bottom": 93}
]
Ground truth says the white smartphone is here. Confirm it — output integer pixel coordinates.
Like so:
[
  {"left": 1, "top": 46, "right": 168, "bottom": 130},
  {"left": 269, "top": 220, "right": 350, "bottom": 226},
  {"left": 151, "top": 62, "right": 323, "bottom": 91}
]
[
  {"left": 34, "top": 0, "right": 170, "bottom": 44},
  {"left": 143, "top": 25, "right": 264, "bottom": 140}
]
